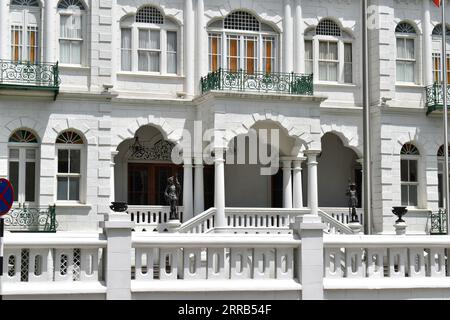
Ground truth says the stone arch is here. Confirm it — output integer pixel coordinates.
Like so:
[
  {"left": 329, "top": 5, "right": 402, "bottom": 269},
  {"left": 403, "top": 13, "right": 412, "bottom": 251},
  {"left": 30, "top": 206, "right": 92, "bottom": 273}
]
[
  {"left": 205, "top": 5, "right": 282, "bottom": 32},
  {"left": 320, "top": 124, "right": 362, "bottom": 157},
  {"left": 305, "top": 16, "right": 356, "bottom": 38},
  {"left": 394, "top": 19, "right": 420, "bottom": 35},
  {"left": 43, "top": 119, "right": 96, "bottom": 145},
  {"left": 3, "top": 117, "right": 45, "bottom": 143},
  {"left": 119, "top": 3, "right": 183, "bottom": 25},
  {"left": 394, "top": 130, "right": 423, "bottom": 155},
  {"left": 113, "top": 116, "right": 181, "bottom": 149},
  {"left": 223, "top": 112, "right": 315, "bottom": 153}
]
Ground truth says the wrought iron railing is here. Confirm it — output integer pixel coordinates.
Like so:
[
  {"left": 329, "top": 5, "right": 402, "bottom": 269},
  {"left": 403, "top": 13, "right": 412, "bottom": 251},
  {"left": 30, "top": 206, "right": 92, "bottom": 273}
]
[
  {"left": 425, "top": 83, "right": 450, "bottom": 115},
  {"left": 0, "top": 59, "right": 61, "bottom": 91},
  {"left": 201, "top": 68, "right": 314, "bottom": 96},
  {"left": 430, "top": 209, "right": 447, "bottom": 235},
  {"left": 3, "top": 205, "right": 57, "bottom": 233}
]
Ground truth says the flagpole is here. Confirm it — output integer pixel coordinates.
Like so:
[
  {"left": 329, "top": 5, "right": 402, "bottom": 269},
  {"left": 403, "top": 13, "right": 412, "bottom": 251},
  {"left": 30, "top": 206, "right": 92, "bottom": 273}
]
[
  {"left": 442, "top": 0, "right": 450, "bottom": 234},
  {"left": 362, "top": 0, "right": 372, "bottom": 234}
]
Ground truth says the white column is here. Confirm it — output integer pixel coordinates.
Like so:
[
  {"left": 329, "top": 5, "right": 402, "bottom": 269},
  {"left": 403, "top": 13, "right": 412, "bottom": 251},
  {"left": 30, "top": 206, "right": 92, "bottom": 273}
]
[
  {"left": 306, "top": 151, "right": 320, "bottom": 215},
  {"left": 423, "top": 0, "right": 433, "bottom": 86},
  {"left": 184, "top": 0, "right": 195, "bottom": 97},
  {"left": 292, "top": 158, "right": 305, "bottom": 208},
  {"left": 110, "top": 151, "right": 119, "bottom": 203},
  {"left": 183, "top": 158, "right": 194, "bottom": 222},
  {"left": 44, "top": 0, "right": 57, "bottom": 62},
  {"left": 194, "top": 156, "right": 205, "bottom": 214},
  {"left": 294, "top": 0, "right": 304, "bottom": 73},
  {"left": 196, "top": 0, "right": 206, "bottom": 83},
  {"left": 0, "top": 0, "right": 8, "bottom": 59},
  {"left": 283, "top": 0, "right": 294, "bottom": 73},
  {"left": 282, "top": 159, "right": 293, "bottom": 208},
  {"left": 214, "top": 148, "right": 226, "bottom": 230}
]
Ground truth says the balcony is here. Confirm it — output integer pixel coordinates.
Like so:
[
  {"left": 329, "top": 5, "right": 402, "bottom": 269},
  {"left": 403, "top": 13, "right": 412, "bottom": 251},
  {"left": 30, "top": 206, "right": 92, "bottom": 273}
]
[
  {"left": 425, "top": 83, "right": 450, "bottom": 115},
  {"left": 0, "top": 60, "right": 61, "bottom": 99},
  {"left": 200, "top": 68, "right": 314, "bottom": 96},
  {"left": 4, "top": 205, "right": 57, "bottom": 233}
]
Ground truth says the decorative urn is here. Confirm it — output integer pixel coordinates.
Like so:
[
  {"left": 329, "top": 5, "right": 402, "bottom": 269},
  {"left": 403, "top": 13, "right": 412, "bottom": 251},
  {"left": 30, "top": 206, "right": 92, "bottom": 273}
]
[
  {"left": 392, "top": 206, "right": 407, "bottom": 223},
  {"left": 110, "top": 202, "right": 128, "bottom": 213}
]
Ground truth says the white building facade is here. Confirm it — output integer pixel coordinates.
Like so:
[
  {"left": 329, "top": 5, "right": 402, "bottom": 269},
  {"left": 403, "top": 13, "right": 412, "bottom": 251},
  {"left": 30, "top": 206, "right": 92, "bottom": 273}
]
[{"left": 0, "top": 0, "right": 448, "bottom": 237}]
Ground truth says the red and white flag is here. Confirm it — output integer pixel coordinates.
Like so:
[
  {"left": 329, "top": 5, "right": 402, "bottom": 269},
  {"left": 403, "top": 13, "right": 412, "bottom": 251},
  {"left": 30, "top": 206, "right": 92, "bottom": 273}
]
[{"left": 433, "top": 0, "right": 442, "bottom": 7}]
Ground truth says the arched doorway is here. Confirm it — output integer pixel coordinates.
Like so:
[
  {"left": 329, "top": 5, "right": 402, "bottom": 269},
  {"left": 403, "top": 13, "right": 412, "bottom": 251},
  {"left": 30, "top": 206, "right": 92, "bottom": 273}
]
[{"left": 318, "top": 132, "right": 361, "bottom": 208}]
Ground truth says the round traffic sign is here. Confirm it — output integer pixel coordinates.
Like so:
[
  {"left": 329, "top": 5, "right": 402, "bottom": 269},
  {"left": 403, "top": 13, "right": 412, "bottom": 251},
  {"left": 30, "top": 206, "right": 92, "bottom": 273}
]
[{"left": 0, "top": 178, "right": 14, "bottom": 216}]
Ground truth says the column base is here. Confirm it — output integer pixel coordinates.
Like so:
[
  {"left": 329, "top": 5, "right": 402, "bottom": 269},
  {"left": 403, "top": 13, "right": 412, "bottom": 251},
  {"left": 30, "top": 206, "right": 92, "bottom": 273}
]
[
  {"left": 394, "top": 222, "right": 407, "bottom": 235},
  {"left": 158, "top": 220, "right": 182, "bottom": 233},
  {"left": 348, "top": 222, "right": 363, "bottom": 234}
]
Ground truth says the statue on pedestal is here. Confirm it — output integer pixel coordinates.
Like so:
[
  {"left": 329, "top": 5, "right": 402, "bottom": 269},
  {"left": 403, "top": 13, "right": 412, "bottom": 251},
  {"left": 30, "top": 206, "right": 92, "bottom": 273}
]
[
  {"left": 346, "top": 180, "right": 359, "bottom": 223},
  {"left": 165, "top": 176, "right": 181, "bottom": 220}
]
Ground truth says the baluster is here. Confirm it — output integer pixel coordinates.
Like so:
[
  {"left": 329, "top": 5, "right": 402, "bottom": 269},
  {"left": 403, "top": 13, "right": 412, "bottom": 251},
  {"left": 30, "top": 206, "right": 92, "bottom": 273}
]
[
  {"left": 253, "top": 248, "right": 275, "bottom": 279},
  {"left": 428, "top": 248, "right": 446, "bottom": 277},
  {"left": 324, "top": 248, "right": 343, "bottom": 278},
  {"left": 54, "top": 249, "right": 74, "bottom": 281},
  {"left": 183, "top": 248, "right": 205, "bottom": 280},
  {"left": 276, "top": 248, "right": 294, "bottom": 280},
  {"left": 80, "top": 248, "right": 99, "bottom": 281},
  {"left": 230, "top": 247, "right": 252, "bottom": 279},
  {"left": 207, "top": 248, "right": 228, "bottom": 279},
  {"left": 345, "top": 248, "right": 364, "bottom": 278},
  {"left": 28, "top": 249, "right": 49, "bottom": 282},
  {"left": 135, "top": 248, "right": 154, "bottom": 281},
  {"left": 388, "top": 248, "right": 407, "bottom": 278},
  {"left": 408, "top": 248, "right": 426, "bottom": 277},
  {"left": 159, "top": 248, "right": 179, "bottom": 280},
  {"left": 367, "top": 248, "right": 385, "bottom": 278},
  {"left": 3, "top": 249, "right": 21, "bottom": 282}
]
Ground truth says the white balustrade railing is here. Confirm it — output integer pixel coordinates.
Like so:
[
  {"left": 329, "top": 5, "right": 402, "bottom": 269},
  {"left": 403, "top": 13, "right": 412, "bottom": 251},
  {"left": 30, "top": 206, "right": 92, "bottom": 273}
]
[
  {"left": 320, "top": 207, "right": 364, "bottom": 226},
  {"left": 132, "top": 234, "right": 300, "bottom": 281},
  {"left": 318, "top": 209, "right": 354, "bottom": 235},
  {"left": 178, "top": 208, "right": 216, "bottom": 234},
  {"left": 127, "top": 206, "right": 184, "bottom": 232},
  {"left": 324, "top": 235, "right": 450, "bottom": 279},
  {"left": 2, "top": 233, "right": 106, "bottom": 287}
]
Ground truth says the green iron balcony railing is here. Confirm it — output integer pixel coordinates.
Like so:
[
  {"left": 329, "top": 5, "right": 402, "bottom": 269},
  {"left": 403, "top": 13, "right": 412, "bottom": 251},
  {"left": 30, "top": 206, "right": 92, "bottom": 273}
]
[
  {"left": 430, "top": 209, "right": 448, "bottom": 235},
  {"left": 0, "top": 60, "right": 61, "bottom": 98},
  {"left": 425, "top": 82, "right": 450, "bottom": 115},
  {"left": 201, "top": 68, "right": 314, "bottom": 96},
  {"left": 4, "top": 205, "right": 57, "bottom": 233}
]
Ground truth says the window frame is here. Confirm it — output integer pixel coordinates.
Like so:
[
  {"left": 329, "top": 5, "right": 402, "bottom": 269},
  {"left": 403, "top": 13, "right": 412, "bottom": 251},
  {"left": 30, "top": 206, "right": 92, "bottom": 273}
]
[
  {"left": 120, "top": 9, "right": 180, "bottom": 75},
  {"left": 57, "top": 5, "right": 88, "bottom": 66},
  {"left": 395, "top": 31, "right": 417, "bottom": 84},
  {"left": 305, "top": 20, "right": 354, "bottom": 84},
  {"left": 207, "top": 17, "right": 279, "bottom": 73},
  {"left": 55, "top": 137, "right": 86, "bottom": 204},
  {"left": 10, "top": 3, "right": 41, "bottom": 63}
]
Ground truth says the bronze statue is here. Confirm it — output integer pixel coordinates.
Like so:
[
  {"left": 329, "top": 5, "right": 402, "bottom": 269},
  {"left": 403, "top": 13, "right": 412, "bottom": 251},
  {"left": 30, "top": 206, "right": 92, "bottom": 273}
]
[
  {"left": 165, "top": 176, "right": 181, "bottom": 220},
  {"left": 346, "top": 180, "right": 359, "bottom": 223}
]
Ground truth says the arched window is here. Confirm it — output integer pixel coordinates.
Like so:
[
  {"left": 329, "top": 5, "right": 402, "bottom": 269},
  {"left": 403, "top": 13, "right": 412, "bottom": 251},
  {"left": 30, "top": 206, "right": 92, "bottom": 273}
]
[
  {"left": 120, "top": 6, "right": 179, "bottom": 74},
  {"left": 400, "top": 143, "right": 420, "bottom": 207},
  {"left": 56, "top": 131, "right": 85, "bottom": 202},
  {"left": 432, "top": 24, "right": 450, "bottom": 83},
  {"left": 207, "top": 10, "right": 278, "bottom": 73},
  {"left": 8, "top": 129, "right": 39, "bottom": 204},
  {"left": 395, "top": 22, "right": 416, "bottom": 83},
  {"left": 58, "top": 0, "right": 86, "bottom": 65},
  {"left": 437, "top": 145, "right": 450, "bottom": 208},
  {"left": 10, "top": 0, "right": 41, "bottom": 63},
  {"left": 304, "top": 18, "right": 353, "bottom": 83}
]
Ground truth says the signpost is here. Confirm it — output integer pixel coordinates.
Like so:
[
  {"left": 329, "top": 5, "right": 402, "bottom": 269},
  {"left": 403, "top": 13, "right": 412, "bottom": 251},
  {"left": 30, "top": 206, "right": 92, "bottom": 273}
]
[{"left": 0, "top": 178, "right": 14, "bottom": 301}]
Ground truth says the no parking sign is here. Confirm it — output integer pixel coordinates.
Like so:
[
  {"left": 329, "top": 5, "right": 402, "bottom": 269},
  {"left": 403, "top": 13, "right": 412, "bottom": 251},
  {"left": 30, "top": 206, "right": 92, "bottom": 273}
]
[{"left": 0, "top": 178, "right": 14, "bottom": 216}]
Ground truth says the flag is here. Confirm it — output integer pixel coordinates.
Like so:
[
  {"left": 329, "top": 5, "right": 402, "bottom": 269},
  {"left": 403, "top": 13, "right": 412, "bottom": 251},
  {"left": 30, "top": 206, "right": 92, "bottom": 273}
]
[{"left": 434, "top": 0, "right": 442, "bottom": 7}]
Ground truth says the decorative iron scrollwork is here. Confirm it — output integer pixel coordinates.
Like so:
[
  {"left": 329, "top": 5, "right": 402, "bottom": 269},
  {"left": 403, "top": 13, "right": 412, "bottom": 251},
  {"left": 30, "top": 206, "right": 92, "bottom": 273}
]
[
  {"left": 0, "top": 60, "right": 60, "bottom": 88},
  {"left": 129, "top": 138, "right": 175, "bottom": 161},
  {"left": 4, "top": 205, "right": 57, "bottom": 233}
]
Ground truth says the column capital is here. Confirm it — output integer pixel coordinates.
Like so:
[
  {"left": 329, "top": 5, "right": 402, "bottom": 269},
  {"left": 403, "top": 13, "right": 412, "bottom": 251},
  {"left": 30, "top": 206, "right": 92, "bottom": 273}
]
[
  {"left": 304, "top": 150, "right": 321, "bottom": 156},
  {"left": 293, "top": 157, "right": 307, "bottom": 168},
  {"left": 356, "top": 158, "right": 364, "bottom": 165}
]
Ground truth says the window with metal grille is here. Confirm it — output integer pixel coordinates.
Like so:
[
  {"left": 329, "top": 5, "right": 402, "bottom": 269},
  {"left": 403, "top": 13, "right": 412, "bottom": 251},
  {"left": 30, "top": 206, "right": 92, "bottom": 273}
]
[
  {"left": 432, "top": 24, "right": 450, "bottom": 36},
  {"left": 11, "top": 0, "right": 39, "bottom": 6},
  {"left": 224, "top": 11, "right": 260, "bottom": 31},
  {"left": 136, "top": 6, "right": 164, "bottom": 24},
  {"left": 395, "top": 22, "right": 416, "bottom": 34},
  {"left": 316, "top": 19, "right": 341, "bottom": 37},
  {"left": 58, "top": 0, "right": 86, "bottom": 10}
]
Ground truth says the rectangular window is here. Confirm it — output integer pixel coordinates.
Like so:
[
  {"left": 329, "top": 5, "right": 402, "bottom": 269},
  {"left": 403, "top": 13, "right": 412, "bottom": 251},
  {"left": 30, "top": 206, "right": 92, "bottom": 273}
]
[
  {"left": 9, "top": 161, "right": 19, "bottom": 202},
  {"left": 166, "top": 31, "right": 177, "bottom": 74},
  {"left": 27, "top": 26, "right": 39, "bottom": 63},
  {"left": 121, "top": 28, "right": 132, "bottom": 71},
  {"left": 138, "top": 29, "right": 161, "bottom": 72},
  {"left": 318, "top": 41, "right": 338, "bottom": 81},
  {"left": 396, "top": 38, "right": 415, "bottom": 82},
  {"left": 227, "top": 35, "right": 240, "bottom": 72},
  {"left": 432, "top": 52, "right": 450, "bottom": 83},
  {"left": 401, "top": 158, "right": 419, "bottom": 207},
  {"left": 263, "top": 36, "right": 275, "bottom": 73},
  {"left": 244, "top": 36, "right": 257, "bottom": 74},
  {"left": 8, "top": 148, "right": 36, "bottom": 204},
  {"left": 11, "top": 25, "right": 23, "bottom": 62},
  {"left": 304, "top": 40, "right": 313, "bottom": 75},
  {"left": 344, "top": 43, "right": 352, "bottom": 83},
  {"left": 59, "top": 14, "right": 83, "bottom": 65},
  {"left": 57, "top": 149, "right": 81, "bottom": 201},
  {"left": 208, "top": 33, "right": 222, "bottom": 72}
]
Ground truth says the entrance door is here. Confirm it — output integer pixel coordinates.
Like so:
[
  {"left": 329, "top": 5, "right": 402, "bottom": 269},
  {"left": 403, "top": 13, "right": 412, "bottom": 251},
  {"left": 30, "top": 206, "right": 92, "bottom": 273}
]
[{"left": 128, "top": 163, "right": 183, "bottom": 205}]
